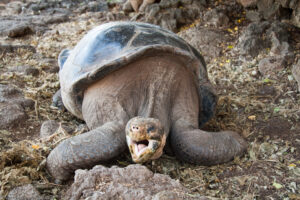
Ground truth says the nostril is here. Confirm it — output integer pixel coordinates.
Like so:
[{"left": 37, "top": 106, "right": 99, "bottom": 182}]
[{"left": 132, "top": 126, "right": 139, "bottom": 130}]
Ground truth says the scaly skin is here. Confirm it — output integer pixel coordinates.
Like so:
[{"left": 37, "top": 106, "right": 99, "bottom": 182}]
[{"left": 47, "top": 55, "right": 247, "bottom": 182}]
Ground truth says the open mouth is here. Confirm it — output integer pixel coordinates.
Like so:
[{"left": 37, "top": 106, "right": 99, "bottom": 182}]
[
  {"left": 135, "top": 140, "right": 149, "bottom": 152},
  {"left": 126, "top": 136, "right": 160, "bottom": 161},
  {"left": 133, "top": 140, "right": 150, "bottom": 156}
]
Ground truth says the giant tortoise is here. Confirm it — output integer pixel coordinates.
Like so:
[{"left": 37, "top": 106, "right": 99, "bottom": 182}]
[{"left": 47, "top": 22, "right": 247, "bottom": 182}]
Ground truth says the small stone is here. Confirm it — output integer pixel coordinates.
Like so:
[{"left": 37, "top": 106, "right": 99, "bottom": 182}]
[
  {"left": 40, "top": 120, "right": 60, "bottom": 138},
  {"left": 87, "top": 1, "right": 109, "bottom": 12},
  {"left": 40, "top": 120, "right": 73, "bottom": 138},
  {"left": 292, "top": 60, "right": 300, "bottom": 91},
  {"left": 246, "top": 10, "right": 262, "bottom": 22},
  {"left": 42, "top": 14, "right": 69, "bottom": 24},
  {"left": 7, "top": 184, "right": 43, "bottom": 200},
  {"left": 237, "top": 0, "right": 257, "bottom": 8},
  {"left": 181, "top": 0, "right": 193, "bottom": 5},
  {"left": 9, "top": 65, "right": 39, "bottom": 76},
  {"left": 7, "top": 23, "right": 33, "bottom": 38},
  {"left": 159, "top": 0, "right": 179, "bottom": 9},
  {"left": 258, "top": 56, "right": 286, "bottom": 78},
  {"left": 204, "top": 8, "right": 230, "bottom": 27},
  {"left": 251, "top": 70, "right": 258, "bottom": 76}
]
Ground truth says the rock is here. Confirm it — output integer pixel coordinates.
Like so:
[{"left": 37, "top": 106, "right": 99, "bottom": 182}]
[
  {"left": 0, "top": 84, "right": 34, "bottom": 108},
  {"left": 179, "top": 25, "right": 231, "bottom": 62},
  {"left": 123, "top": 0, "right": 134, "bottom": 12},
  {"left": 40, "top": 120, "right": 73, "bottom": 138},
  {"left": 143, "top": 0, "right": 203, "bottom": 32},
  {"left": 40, "top": 120, "right": 60, "bottom": 138},
  {"left": 87, "top": 1, "right": 109, "bottom": 12},
  {"left": 292, "top": 60, "right": 300, "bottom": 91},
  {"left": 159, "top": 0, "right": 179, "bottom": 9},
  {"left": 42, "top": 14, "right": 69, "bottom": 24},
  {"left": 0, "top": 104, "right": 27, "bottom": 129},
  {"left": 258, "top": 56, "right": 286, "bottom": 78},
  {"left": 203, "top": 8, "right": 230, "bottom": 27},
  {"left": 0, "top": 44, "right": 36, "bottom": 54},
  {"left": 145, "top": 4, "right": 160, "bottom": 19},
  {"left": 237, "top": 0, "right": 257, "bottom": 7},
  {"left": 7, "top": 184, "right": 43, "bottom": 200},
  {"left": 5, "top": 1, "right": 24, "bottom": 15},
  {"left": 64, "top": 164, "right": 203, "bottom": 200},
  {"left": 41, "top": 58, "right": 60, "bottom": 73},
  {"left": 0, "top": 84, "right": 34, "bottom": 128},
  {"left": 7, "top": 22, "right": 33, "bottom": 38},
  {"left": 237, "top": 21, "right": 294, "bottom": 59},
  {"left": 246, "top": 10, "right": 263, "bottom": 22},
  {"left": 9, "top": 65, "right": 39, "bottom": 76},
  {"left": 257, "top": 0, "right": 281, "bottom": 19},
  {"left": 237, "top": 21, "right": 271, "bottom": 57}
]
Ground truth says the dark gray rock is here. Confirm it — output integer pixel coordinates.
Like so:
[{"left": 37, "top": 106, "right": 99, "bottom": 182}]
[
  {"left": 0, "top": 104, "right": 27, "bottom": 129},
  {"left": 7, "top": 184, "right": 43, "bottom": 200},
  {"left": 159, "top": 0, "right": 179, "bottom": 9},
  {"left": 41, "top": 58, "right": 60, "bottom": 73},
  {"left": 179, "top": 26, "right": 231, "bottom": 62},
  {"left": 0, "top": 12, "right": 70, "bottom": 37},
  {"left": 64, "top": 164, "right": 204, "bottom": 200},
  {"left": 203, "top": 8, "right": 230, "bottom": 27},
  {"left": 0, "top": 84, "right": 34, "bottom": 129},
  {"left": 143, "top": 0, "right": 204, "bottom": 32},
  {"left": 237, "top": 0, "right": 257, "bottom": 7},
  {"left": 40, "top": 120, "right": 60, "bottom": 138},
  {"left": 237, "top": 21, "right": 271, "bottom": 57},
  {"left": 257, "top": 0, "right": 281, "bottom": 19},
  {"left": 9, "top": 65, "right": 39, "bottom": 76},
  {"left": 258, "top": 56, "right": 286, "bottom": 78},
  {"left": 6, "top": 22, "right": 33, "bottom": 38},
  {"left": 40, "top": 120, "right": 73, "bottom": 138},
  {"left": 237, "top": 21, "right": 294, "bottom": 60},
  {"left": 87, "top": 1, "right": 109, "bottom": 12},
  {"left": 42, "top": 14, "right": 69, "bottom": 24},
  {"left": 5, "top": 1, "right": 24, "bottom": 15},
  {"left": 246, "top": 10, "right": 263, "bottom": 22},
  {"left": 0, "top": 44, "right": 36, "bottom": 54},
  {"left": 236, "top": 0, "right": 300, "bottom": 28}
]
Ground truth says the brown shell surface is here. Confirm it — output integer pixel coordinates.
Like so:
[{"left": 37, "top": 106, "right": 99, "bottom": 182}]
[{"left": 59, "top": 22, "right": 211, "bottom": 119}]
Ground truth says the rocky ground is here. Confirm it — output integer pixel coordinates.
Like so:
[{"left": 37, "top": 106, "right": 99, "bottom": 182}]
[{"left": 0, "top": 0, "right": 300, "bottom": 199}]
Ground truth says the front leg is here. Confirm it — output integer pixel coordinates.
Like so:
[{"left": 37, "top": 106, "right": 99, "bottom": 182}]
[
  {"left": 46, "top": 121, "right": 126, "bottom": 182},
  {"left": 170, "top": 124, "right": 247, "bottom": 165},
  {"left": 51, "top": 89, "right": 64, "bottom": 110}
]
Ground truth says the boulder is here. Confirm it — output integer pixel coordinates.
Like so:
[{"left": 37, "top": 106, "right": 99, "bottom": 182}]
[
  {"left": 64, "top": 164, "right": 205, "bottom": 200},
  {"left": 179, "top": 25, "right": 231, "bottom": 62},
  {"left": 7, "top": 184, "right": 43, "bottom": 200}
]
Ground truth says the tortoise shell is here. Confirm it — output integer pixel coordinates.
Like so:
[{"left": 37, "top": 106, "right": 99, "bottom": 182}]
[{"left": 59, "top": 21, "right": 217, "bottom": 125}]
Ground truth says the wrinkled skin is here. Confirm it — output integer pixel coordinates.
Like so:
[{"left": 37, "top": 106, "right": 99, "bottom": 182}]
[{"left": 47, "top": 54, "right": 247, "bottom": 182}]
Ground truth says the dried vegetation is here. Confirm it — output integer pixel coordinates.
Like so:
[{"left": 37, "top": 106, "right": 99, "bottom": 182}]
[{"left": 0, "top": 0, "right": 299, "bottom": 199}]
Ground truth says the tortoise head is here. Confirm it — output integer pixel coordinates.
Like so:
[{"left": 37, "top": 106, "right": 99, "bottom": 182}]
[{"left": 126, "top": 117, "right": 166, "bottom": 163}]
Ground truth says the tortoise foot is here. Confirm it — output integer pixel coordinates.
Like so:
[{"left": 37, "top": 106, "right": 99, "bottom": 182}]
[{"left": 171, "top": 129, "right": 247, "bottom": 165}]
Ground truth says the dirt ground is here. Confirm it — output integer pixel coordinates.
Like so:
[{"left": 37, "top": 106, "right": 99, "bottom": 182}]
[{"left": 0, "top": 0, "right": 299, "bottom": 199}]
